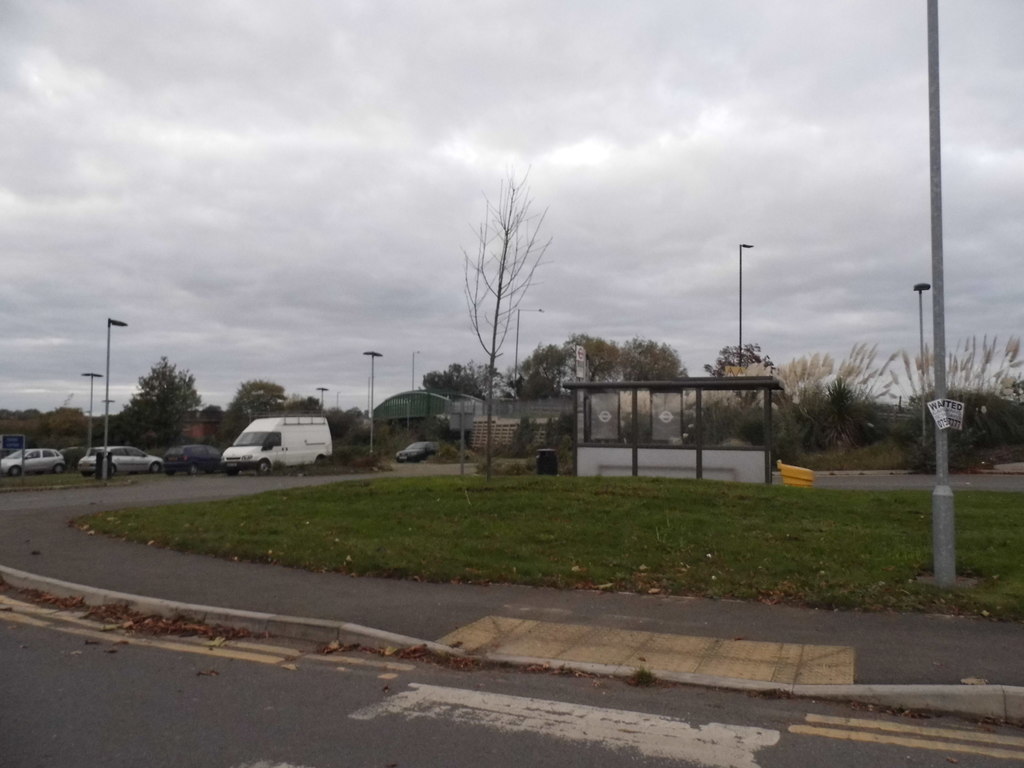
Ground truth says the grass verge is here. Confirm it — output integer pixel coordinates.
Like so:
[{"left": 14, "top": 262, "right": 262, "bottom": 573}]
[{"left": 75, "top": 476, "right": 1024, "bottom": 620}]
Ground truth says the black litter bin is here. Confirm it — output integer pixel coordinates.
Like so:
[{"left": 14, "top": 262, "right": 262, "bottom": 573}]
[
  {"left": 93, "top": 451, "right": 112, "bottom": 479},
  {"left": 536, "top": 448, "right": 558, "bottom": 476}
]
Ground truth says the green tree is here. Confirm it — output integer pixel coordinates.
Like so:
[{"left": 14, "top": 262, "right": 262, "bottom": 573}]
[
  {"left": 218, "top": 380, "right": 286, "bottom": 442},
  {"left": 618, "top": 338, "right": 686, "bottom": 380},
  {"left": 283, "top": 395, "right": 321, "bottom": 412},
  {"left": 119, "top": 357, "right": 202, "bottom": 448},
  {"left": 566, "top": 333, "right": 621, "bottom": 382},
  {"left": 326, "top": 407, "right": 365, "bottom": 444},
  {"left": 704, "top": 343, "right": 773, "bottom": 376},
  {"left": 421, "top": 362, "right": 489, "bottom": 399},
  {"left": 38, "top": 407, "right": 87, "bottom": 446},
  {"left": 518, "top": 344, "right": 568, "bottom": 399}
]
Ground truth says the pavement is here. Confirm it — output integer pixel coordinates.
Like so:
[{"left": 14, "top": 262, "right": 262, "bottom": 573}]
[{"left": 1, "top": 464, "right": 1023, "bottom": 725}]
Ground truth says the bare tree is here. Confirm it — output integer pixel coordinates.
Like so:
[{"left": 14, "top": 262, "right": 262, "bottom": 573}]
[{"left": 464, "top": 171, "right": 550, "bottom": 479}]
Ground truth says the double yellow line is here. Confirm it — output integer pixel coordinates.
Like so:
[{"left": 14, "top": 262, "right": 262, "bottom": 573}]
[{"left": 791, "top": 714, "right": 1024, "bottom": 761}]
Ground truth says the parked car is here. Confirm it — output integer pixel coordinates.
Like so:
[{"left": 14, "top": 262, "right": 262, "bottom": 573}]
[
  {"left": 395, "top": 441, "right": 439, "bottom": 463},
  {"left": 163, "top": 444, "right": 223, "bottom": 475},
  {"left": 1, "top": 448, "right": 66, "bottom": 476},
  {"left": 78, "top": 446, "right": 164, "bottom": 477}
]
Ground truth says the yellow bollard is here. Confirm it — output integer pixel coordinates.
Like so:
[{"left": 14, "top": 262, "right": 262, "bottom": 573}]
[{"left": 777, "top": 460, "right": 815, "bottom": 487}]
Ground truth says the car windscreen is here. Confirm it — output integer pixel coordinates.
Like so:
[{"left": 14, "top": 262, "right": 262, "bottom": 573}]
[{"left": 233, "top": 431, "right": 271, "bottom": 447}]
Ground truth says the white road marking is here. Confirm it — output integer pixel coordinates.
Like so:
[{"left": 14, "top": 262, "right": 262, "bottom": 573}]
[{"left": 350, "top": 683, "right": 779, "bottom": 768}]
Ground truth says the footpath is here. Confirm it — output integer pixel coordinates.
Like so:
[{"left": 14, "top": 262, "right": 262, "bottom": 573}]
[{"left": 1, "top": 465, "right": 1022, "bottom": 724}]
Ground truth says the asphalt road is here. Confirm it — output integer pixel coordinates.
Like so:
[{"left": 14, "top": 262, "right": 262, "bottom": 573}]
[
  {"left": 6, "top": 609, "right": 1022, "bottom": 768},
  {"left": 810, "top": 471, "right": 1024, "bottom": 492}
]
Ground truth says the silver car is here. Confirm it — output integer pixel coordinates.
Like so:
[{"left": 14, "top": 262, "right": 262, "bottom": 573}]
[
  {"left": 78, "top": 446, "right": 164, "bottom": 477},
  {"left": 1, "top": 448, "right": 67, "bottom": 476}
]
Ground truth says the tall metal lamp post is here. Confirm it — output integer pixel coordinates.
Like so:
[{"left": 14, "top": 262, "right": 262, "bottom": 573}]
[
  {"left": 102, "top": 319, "right": 127, "bottom": 480},
  {"left": 913, "top": 283, "right": 931, "bottom": 445},
  {"left": 316, "top": 387, "right": 329, "bottom": 410},
  {"left": 738, "top": 244, "right": 754, "bottom": 368},
  {"left": 81, "top": 372, "right": 102, "bottom": 451},
  {"left": 363, "top": 351, "right": 382, "bottom": 453},
  {"left": 927, "top": 0, "right": 955, "bottom": 588},
  {"left": 513, "top": 308, "right": 543, "bottom": 397}
]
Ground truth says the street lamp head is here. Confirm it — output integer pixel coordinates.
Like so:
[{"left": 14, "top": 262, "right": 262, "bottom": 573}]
[
  {"left": 740, "top": 244, "right": 754, "bottom": 249},
  {"left": 913, "top": 282, "right": 931, "bottom": 293},
  {"left": 108, "top": 318, "right": 127, "bottom": 327},
  {"left": 81, "top": 372, "right": 103, "bottom": 378},
  {"left": 363, "top": 350, "right": 382, "bottom": 358}
]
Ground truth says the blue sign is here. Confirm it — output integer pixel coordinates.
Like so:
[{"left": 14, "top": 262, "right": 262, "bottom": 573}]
[{"left": 2, "top": 434, "right": 26, "bottom": 451}]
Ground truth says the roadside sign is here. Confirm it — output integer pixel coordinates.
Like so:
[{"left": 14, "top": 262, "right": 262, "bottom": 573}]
[
  {"left": 574, "top": 345, "right": 587, "bottom": 379},
  {"left": 2, "top": 434, "right": 25, "bottom": 452},
  {"left": 927, "top": 399, "right": 965, "bottom": 431}
]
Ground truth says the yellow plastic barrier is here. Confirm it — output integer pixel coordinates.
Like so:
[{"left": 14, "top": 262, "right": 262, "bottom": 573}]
[{"left": 777, "top": 460, "right": 815, "bottom": 488}]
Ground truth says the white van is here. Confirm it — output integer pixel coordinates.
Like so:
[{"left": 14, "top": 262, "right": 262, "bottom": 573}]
[{"left": 222, "top": 414, "right": 332, "bottom": 475}]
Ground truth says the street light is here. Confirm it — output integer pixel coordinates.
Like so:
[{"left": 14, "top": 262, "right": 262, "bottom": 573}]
[
  {"left": 102, "top": 318, "right": 127, "bottom": 480},
  {"left": 316, "top": 387, "right": 329, "bottom": 410},
  {"left": 738, "top": 244, "right": 754, "bottom": 368},
  {"left": 363, "top": 351, "right": 382, "bottom": 453},
  {"left": 80, "top": 372, "right": 102, "bottom": 451},
  {"left": 913, "top": 283, "right": 931, "bottom": 445},
  {"left": 514, "top": 308, "right": 543, "bottom": 397},
  {"left": 407, "top": 350, "right": 421, "bottom": 429}
]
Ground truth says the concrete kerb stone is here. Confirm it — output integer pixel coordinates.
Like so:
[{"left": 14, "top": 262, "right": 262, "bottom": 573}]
[
  {"left": 0, "top": 565, "right": 463, "bottom": 658},
  {"left": 487, "top": 652, "right": 1024, "bottom": 723},
  {"left": 3, "top": 565, "right": 1021, "bottom": 725},
  {"left": 793, "top": 684, "right": 1024, "bottom": 725}
]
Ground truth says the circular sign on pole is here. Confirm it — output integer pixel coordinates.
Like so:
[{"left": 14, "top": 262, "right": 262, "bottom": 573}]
[
  {"left": 658, "top": 410, "right": 674, "bottom": 424},
  {"left": 598, "top": 410, "right": 612, "bottom": 423}
]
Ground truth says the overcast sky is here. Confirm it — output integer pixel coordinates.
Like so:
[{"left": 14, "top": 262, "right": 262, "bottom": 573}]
[{"left": 3, "top": 1, "right": 1021, "bottom": 415}]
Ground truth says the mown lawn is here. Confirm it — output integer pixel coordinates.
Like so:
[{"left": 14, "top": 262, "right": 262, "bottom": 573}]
[{"left": 75, "top": 476, "right": 1024, "bottom": 620}]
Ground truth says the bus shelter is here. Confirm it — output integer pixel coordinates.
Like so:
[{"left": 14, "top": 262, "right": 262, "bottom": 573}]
[{"left": 564, "top": 377, "right": 784, "bottom": 484}]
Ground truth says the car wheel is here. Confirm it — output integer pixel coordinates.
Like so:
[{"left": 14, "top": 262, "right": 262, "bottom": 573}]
[
  {"left": 257, "top": 459, "right": 272, "bottom": 475},
  {"left": 8, "top": 466, "right": 21, "bottom": 477},
  {"left": 52, "top": 463, "right": 65, "bottom": 474},
  {"left": 147, "top": 462, "right": 160, "bottom": 473},
  {"left": 188, "top": 463, "right": 199, "bottom": 476}
]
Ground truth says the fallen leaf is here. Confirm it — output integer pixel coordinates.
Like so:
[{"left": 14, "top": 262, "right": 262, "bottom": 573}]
[
  {"left": 960, "top": 677, "right": 988, "bottom": 686},
  {"left": 206, "top": 637, "right": 227, "bottom": 648},
  {"left": 280, "top": 663, "right": 298, "bottom": 671},
  {"left": 197, "top": 669, "right": 219, "bottom": 677}
]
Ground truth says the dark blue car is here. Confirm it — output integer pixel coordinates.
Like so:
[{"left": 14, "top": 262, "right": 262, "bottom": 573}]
[{"left": 163, "top": 444, "right": 223, "bottom": 476}]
